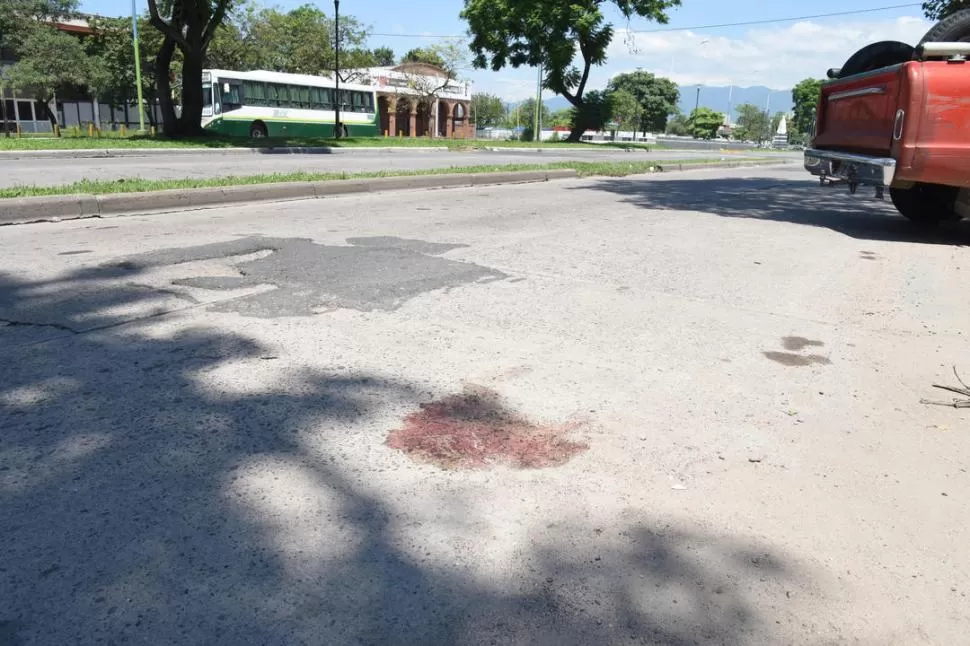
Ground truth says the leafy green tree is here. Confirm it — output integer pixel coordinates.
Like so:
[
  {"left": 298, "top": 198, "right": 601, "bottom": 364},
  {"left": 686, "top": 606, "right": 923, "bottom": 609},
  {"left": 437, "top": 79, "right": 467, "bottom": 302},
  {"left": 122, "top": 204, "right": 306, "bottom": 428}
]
[
  {"left": 7, "top": 23, "right": 104, "bottom": 126},
  {"left": 922, "top": 0, "right": 969, "bottom": 20},
  {"left": 665, "top": 112, "right": 689, "bottom": 136},
  {"left": 687, "top": 106, "right": 723, "bottom": 139},
  {"left": 791, "top": 78, "right": 822, "bottom": 137},
  {"left": 86, "top": 15, "right": 170, "bottom": 126},
  {"left": 472, "top": 92, "right": 506, "bottom": 128},
  {"left": 550, "top": 108, "right": 572, "bottom": 128},
  {"left": 371, "top": 46, "right": 395, "bottom": 66},
  {"left": 606, "top": 70, "right": 678, "bottom": 134},
  {"left": 508, "top": 97, "right": 551, "bottom": 133},
  {"left": 607, "top": 88, "right": 640, "bottom": 131},
  {"left": 574, "top": 89, "right": 612, "bottom": 133},
  {"left": 461, "top": 0, "right": 680, "bottom": 142},
  {"left": 734, "top": 103, "right": 770, "bottom": 142},
  {"left": 0, "top": 0, "right": 77, "bottom": 48},
  {"left": 402, "top": 47, "right": 447, "bottom": 68}
]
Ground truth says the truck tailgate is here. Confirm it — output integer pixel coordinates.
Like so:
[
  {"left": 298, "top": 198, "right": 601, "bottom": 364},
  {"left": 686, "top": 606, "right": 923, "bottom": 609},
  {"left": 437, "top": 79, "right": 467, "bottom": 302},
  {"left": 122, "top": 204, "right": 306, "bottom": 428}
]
[{"left": 813, "top": 66, "right": 904, "bottom": 156}]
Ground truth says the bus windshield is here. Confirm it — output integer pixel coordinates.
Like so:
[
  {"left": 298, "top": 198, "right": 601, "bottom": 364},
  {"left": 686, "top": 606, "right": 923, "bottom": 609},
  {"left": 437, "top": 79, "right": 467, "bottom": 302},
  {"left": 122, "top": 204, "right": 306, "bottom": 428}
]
[{"left": 202, "top": 84, "right": 213, "bottom": 116}]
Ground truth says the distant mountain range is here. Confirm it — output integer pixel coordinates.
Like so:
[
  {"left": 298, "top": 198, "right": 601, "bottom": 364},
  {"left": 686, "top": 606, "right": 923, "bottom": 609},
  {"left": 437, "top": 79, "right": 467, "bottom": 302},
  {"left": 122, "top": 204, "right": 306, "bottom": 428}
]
[{"left": 538, "top": 85, "right": 794, "bottom": 122}]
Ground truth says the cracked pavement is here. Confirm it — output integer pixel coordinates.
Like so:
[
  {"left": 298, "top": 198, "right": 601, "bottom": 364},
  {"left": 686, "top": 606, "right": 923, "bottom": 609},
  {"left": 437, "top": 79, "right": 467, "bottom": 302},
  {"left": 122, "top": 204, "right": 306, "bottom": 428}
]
[{"left": 1, "top": 166, "right": 969, "bottom": 645}]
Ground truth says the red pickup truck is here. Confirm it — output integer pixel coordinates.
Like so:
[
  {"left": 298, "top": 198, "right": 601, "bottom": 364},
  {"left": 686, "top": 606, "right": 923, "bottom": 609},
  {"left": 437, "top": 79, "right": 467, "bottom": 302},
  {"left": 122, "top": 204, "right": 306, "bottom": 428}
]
[{"left": 804, "top": 9, "right": 970, "bottom": 224}]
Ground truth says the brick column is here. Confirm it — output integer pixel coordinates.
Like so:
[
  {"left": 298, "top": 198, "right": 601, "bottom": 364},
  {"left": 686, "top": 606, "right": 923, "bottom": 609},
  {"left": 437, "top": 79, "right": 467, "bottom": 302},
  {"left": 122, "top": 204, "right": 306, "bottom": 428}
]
[
  {"left": 386, "top": 97, "right": 396, "bottom": 137},
  {"left": 409, "top": 109, "right": 417, "bottom": 137},
  {"left": 442, "top": 101, "right": 454, "bottom": 138}
]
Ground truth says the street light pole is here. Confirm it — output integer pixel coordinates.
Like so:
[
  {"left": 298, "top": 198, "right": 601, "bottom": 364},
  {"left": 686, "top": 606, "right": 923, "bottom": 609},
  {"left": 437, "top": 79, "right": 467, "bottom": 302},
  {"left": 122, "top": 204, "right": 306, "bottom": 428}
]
[
  {"left": 0, "top": 34, "right": 8, "bottom": 138},
  {"left": 333, "top": 0, "right": 341, "bottom": 139},
  {"left": 132, "top": 0, "right": 146, "bottom": 133},
  {"left": 694, "top": 86, "right": 700, "bottom": 112}
]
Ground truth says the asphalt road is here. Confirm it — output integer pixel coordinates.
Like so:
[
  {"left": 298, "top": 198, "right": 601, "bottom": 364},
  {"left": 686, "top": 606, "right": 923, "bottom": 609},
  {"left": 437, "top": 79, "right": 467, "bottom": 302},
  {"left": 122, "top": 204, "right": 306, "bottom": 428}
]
[
  {"left": 0, "top": 148, "right": 799, "bottom": 187},
  {"left": 2, "top": 165, "right": 968, "bottom": 645}
]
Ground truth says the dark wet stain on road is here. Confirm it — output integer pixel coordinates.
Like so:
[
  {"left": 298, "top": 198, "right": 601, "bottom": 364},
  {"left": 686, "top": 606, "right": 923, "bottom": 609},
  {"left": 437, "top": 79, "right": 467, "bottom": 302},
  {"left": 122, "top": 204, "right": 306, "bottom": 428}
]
[
  {"left": 57, "top": 250, "right": 92, "bottom": 256},
  {"left": 107, "top": 235, "right": 506, "bottom": 317},
  {"left": 386, "top": 384, "right": 588, "bottom": 470},
  {"left": 781, "top": 336, "right": 824, "bottom": 352},
  {"left": 763, "top": 351, "right": 832, "bottom": 367}
]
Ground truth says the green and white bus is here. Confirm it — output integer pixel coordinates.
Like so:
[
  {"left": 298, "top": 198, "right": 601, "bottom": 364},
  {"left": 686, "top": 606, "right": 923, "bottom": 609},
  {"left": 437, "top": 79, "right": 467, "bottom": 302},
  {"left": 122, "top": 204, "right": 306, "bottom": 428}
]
[{"left": 201, "top": 69, "right": 379, "bottom": 138}]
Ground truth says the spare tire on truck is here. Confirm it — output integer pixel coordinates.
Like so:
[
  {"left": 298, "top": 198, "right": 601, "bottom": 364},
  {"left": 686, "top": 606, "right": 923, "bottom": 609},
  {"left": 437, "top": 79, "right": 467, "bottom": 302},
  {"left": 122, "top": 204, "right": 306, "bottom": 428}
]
[
  {"left": 836, "top": 40, "right": 915, "bottom": 77},
  {"left": 918, "top": 7, "right": 970, "bottom": 43}
]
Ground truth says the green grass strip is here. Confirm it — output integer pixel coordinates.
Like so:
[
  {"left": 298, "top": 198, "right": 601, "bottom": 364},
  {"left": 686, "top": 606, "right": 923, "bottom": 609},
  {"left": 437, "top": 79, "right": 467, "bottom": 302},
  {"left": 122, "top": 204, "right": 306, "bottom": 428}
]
[
  {"left": 0, "top": 158, "right": 777, "bottom": 199},
  {"left": 0, "top": 133, "right": 661, "bottom": 152}
]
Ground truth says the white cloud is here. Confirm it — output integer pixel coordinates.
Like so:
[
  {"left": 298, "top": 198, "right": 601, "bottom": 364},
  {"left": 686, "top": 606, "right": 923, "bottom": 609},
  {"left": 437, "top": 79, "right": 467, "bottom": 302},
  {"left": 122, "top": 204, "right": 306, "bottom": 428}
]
[{"left": 467, "top": 15, "right": 933, "bottom": 99}]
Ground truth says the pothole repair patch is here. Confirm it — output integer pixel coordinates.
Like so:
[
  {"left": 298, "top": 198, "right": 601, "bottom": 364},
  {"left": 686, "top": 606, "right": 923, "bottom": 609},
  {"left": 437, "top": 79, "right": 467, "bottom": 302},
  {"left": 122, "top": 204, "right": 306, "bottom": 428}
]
[{"left": 386, "top": 385, "right": 588, "bottom": 470}]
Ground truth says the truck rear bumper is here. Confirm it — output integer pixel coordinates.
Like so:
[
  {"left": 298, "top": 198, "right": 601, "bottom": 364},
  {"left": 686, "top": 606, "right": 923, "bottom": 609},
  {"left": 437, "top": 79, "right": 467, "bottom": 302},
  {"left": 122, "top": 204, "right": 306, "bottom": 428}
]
[{"left": 804, "top": 149, "right": 896, "bottom": 187}]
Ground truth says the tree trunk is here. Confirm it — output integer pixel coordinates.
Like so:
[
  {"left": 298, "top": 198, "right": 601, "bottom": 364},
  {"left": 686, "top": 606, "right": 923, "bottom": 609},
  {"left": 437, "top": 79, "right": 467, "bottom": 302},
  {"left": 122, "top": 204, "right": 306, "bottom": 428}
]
[
  {"left": 177, "top": 48, "right": 204, "bottom": 137},
  {"left": 156, "top": 38, "right": 178, "bottom": 137}
]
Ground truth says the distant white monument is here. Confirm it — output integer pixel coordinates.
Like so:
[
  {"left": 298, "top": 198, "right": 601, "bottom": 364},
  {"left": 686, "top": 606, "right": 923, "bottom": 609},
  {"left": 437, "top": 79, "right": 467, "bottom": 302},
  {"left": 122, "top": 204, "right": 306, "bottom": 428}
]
[{"left": 772, "top": 114, "right": 789, "bottom": 147}]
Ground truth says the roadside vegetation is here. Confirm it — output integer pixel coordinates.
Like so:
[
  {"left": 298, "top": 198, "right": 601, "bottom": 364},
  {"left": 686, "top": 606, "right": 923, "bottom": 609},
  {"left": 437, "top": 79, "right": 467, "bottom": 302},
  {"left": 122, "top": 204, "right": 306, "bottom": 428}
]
[
  {"left": 0, "top": 134, "right": 660, "bottom": 152},
  {"left": 0, "top": 158, "right": 775, "bottom": 198}
]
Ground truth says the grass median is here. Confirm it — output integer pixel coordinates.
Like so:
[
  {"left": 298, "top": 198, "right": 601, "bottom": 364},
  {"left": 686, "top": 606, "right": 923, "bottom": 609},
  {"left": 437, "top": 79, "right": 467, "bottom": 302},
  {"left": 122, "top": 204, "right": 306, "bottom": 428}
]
[
  {"left": 0, "top": 158, "right": 777, "bottom": 199},
  {"left": 0, "top": 133, "right": 660, "bottom": 152}
]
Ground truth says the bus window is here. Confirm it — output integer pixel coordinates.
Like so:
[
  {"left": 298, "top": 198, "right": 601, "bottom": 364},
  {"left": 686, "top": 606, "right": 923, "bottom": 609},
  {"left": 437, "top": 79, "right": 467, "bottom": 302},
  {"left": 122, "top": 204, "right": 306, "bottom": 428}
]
[
  {"left": 221, "top": 81, "right": 242, "bottom": 111},
  {"left": 203, "top": 84, "right": 215, "bottom": 115}
]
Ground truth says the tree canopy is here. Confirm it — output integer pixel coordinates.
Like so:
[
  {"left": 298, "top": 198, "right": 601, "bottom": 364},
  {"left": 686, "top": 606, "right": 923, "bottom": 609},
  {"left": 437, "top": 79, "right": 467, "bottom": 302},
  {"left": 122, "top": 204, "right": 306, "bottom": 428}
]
[
  {"left": 606, "top": 70, "right": 679, "bottom": 134},
  {"left": 471, "top": 92, "right": 506, "bottom": 128},
  {"left": 791, "top": 78, "right": 822, "bottom": 137},
  {"left": 733, "top": 103, "right": 769, "bottom": 142},
  {"left": 402, "top": 47, "right": 447, "bottom": 69},
  {"left": 461, "top": 0, "right": 680, "bottom": 141},
  {"left": 607, "top": 89, "right": 640, "bottom": 131},
  {"left": 922, "top": 0, "right": 969, "bottom": 20},
  {"left": 686, "top": 106, "right": 723, "bottom": 139}
]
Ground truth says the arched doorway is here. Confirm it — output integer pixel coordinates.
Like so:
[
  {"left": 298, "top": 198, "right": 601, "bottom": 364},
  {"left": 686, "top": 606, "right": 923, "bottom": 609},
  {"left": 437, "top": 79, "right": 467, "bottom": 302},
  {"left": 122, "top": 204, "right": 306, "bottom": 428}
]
[
  {"left": 415, "top": 101, "right": 431, "bottom": 137},
  {"left": 395, "top": 99, "right": 411, "bottom": 136},
  {"left": 437, "top": 100, "right": 449, "bottom": 137}
]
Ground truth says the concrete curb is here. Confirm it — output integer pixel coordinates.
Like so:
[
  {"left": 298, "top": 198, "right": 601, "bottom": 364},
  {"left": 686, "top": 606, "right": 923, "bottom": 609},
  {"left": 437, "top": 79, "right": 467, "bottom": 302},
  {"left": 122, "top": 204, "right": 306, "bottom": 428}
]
[
  {"left": 0, "top": 169, "right": 579, "bottom": 226},
  {"left": 0, "top": 146, "right": 450, "bottom": 160},
  {"left": 0, "top": 160, "right": 796, "bottom": 227}
]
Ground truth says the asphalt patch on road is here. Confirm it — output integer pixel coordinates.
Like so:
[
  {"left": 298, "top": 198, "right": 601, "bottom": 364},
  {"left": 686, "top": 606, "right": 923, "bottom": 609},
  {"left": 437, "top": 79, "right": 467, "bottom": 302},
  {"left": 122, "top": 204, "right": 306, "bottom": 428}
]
[
  {"left": 385, "top": 384, "right": 588, "bottom": 470},
  {"left": 111, "top": 235, "right": 505, "bottom": 318}
]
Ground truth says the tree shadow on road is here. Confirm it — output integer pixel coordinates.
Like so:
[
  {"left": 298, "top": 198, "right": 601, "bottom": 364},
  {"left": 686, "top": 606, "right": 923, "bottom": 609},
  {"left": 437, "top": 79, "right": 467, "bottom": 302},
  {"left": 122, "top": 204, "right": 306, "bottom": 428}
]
[
  {"left": 1, "top": 263, "right": 831, "bottom": 645},
  {"left": 579, "top": 173, "right": 970, "bottom": 246}
]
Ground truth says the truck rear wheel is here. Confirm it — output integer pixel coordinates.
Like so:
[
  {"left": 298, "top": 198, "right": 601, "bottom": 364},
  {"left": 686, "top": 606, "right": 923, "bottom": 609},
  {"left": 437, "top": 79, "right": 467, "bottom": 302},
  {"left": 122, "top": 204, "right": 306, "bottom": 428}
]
[
  {"left": 918, "top": 8, "right": 970, "bottom": 44},
  {"left": 889, "top": 184, "right": 962, "bottom": 225},
  {"left": 837, "top": 41, "right": 915, "bottom": 78}
]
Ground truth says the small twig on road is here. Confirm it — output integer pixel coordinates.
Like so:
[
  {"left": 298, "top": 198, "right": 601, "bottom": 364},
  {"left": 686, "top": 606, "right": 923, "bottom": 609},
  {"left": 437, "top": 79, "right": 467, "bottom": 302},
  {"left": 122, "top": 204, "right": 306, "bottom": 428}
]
[
  {"left": 920, "top": 398, "right": 970, "bottom": 408},
  {"left": 921, "top": 365, "right": 970, "bottom": 407},
  {"left": 953, "top": 365, "right": 970, "bottom": 391}
]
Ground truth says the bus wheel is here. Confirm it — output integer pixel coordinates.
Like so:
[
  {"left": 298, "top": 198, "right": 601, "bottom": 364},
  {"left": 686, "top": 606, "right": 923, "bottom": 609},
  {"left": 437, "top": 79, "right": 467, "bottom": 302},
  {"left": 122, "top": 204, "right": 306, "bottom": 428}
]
[{"left": 249, "top": 122, "right": 267, "bottom": 138}]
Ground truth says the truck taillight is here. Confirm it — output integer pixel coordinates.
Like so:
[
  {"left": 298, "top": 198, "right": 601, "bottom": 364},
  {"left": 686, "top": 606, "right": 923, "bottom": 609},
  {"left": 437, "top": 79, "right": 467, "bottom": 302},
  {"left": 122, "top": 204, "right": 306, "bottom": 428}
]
[{"left": 893, "top": 109, "right": 905, "bottom": 141}]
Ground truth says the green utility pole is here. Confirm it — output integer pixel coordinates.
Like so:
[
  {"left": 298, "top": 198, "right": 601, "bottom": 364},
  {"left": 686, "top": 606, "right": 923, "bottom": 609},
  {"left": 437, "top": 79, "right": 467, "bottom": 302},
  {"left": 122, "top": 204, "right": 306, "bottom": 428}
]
[{"left": 131, "top": 0, "right": 146, "bottom": 133}]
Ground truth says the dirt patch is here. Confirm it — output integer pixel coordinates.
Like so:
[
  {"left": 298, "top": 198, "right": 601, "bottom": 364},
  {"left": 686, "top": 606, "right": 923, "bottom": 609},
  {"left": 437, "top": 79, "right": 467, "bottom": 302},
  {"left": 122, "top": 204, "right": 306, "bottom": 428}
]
[{"left": 386, "top": 385, "right": 588, "bottom": 470}]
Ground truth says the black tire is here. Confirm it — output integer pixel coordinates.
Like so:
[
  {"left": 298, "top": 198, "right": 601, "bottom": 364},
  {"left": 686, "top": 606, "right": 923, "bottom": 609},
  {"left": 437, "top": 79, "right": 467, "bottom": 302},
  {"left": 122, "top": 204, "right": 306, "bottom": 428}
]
[
  {"left": 918, "top": 8, "right": 970, "bottom": 44},
  {"left": 248, "top": 121, "right": 267, "bottom": 138},
  {"left": 837, "top": 41, "right": 915, "bottom": 78},
  {"left": 889, "top": 184, "right": 962, "bottom": 224}
]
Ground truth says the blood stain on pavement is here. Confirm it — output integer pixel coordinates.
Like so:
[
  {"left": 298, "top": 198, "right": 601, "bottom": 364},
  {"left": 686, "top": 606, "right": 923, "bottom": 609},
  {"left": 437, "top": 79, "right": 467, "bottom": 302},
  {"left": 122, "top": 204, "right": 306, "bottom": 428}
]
[{"left": 386, "top": 385, "right": 588, "bottom": 470}]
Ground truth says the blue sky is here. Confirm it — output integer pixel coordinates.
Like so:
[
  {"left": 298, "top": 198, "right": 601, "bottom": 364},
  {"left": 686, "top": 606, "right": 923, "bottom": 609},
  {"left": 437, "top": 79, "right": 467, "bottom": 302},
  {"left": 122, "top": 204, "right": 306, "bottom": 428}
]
[{"left": 81, "top": 1, "right": 932, "bottom": 100}]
